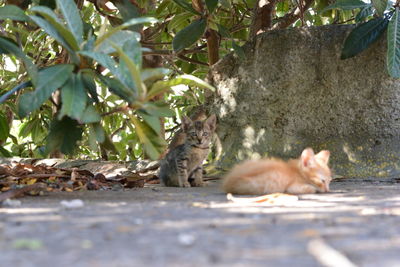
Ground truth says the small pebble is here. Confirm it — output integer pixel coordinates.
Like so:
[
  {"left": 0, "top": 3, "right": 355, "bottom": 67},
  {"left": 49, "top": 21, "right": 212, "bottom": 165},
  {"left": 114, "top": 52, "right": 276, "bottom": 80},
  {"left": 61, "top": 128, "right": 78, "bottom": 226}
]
[
  {"left": 60, "top": 199, "right": 84, "bottom": 209},
  {"left": 178, "top": 233, "right": 196, "bottom": 246}
]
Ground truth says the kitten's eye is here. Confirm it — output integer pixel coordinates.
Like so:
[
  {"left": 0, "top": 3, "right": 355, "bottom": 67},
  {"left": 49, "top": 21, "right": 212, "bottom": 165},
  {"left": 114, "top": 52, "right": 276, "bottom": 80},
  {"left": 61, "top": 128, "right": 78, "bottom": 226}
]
[
  {"left": 202, "top": 132, "right": 208, "bottom": 137},
  {"left": 190, "top": 132, "right": 197, "bottom": 137}
]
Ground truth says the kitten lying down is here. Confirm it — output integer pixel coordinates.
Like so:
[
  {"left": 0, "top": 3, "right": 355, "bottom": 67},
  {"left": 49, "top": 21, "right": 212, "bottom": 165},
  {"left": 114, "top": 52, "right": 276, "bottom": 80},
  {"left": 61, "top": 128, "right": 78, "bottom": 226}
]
[{"left": 222, "top": 148, "right": 332, "bottom": 195}]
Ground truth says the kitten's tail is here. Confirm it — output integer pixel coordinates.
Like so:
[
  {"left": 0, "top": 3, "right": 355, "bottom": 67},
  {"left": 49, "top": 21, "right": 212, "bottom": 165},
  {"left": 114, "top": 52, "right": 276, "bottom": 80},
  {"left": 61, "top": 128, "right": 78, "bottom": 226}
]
[{"left": 226, "top": 193, "right": 299, "bottom": 204}]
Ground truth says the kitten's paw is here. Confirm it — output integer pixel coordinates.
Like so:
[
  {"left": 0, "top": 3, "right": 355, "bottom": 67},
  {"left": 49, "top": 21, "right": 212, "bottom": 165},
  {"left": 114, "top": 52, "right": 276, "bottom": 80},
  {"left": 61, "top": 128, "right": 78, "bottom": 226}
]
[
  {"left": 182, "top": 182, "right": 191, "bottom": 187},
  {"left": 191, "top": 181, "right": 207, "bottom": 187}
]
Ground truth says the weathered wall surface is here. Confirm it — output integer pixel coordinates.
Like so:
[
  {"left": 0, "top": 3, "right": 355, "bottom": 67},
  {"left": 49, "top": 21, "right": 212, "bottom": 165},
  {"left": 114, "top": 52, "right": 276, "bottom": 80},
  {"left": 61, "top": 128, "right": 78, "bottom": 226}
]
[{"left": 207, "top": 24, "right": 400, "bottom": 178}]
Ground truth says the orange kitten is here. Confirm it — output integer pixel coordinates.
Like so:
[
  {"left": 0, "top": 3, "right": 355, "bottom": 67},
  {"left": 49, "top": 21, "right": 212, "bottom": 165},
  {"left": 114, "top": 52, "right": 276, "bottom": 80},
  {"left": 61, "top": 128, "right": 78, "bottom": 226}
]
[{"left": 222, "top": 148, "right": 332, "bottom": 195}]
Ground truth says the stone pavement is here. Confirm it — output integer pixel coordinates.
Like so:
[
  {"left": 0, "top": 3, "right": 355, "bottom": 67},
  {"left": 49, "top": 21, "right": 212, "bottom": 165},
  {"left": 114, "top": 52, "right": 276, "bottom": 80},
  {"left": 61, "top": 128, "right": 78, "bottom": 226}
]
[{"left": 1, "top": 178, "right": 400, "bottom": 267}]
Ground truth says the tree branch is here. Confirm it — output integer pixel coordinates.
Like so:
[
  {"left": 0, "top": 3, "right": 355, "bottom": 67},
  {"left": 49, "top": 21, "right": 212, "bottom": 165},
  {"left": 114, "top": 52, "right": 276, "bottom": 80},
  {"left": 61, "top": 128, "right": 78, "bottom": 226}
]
[
  {"left": 206, "top": 29, "right": 220, "bottom": 65},
  {"left": 271, "top": 0, "right": 314, "bottom": 30},
  {"left": 177, "top": 54, "right": 208, "bottom": 66},
  {"left": 250, "top": 0, "right": 279, "bottom": 38},
  {"left": 101, "top": 105, "right": 130, "bottom": 117}
]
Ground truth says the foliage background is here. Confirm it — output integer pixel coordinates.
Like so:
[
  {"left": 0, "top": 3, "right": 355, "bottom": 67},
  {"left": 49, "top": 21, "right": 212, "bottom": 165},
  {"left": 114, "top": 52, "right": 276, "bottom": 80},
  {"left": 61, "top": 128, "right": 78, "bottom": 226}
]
[{"left": 0, "top": 0, "right": 397, "bottom": 160}]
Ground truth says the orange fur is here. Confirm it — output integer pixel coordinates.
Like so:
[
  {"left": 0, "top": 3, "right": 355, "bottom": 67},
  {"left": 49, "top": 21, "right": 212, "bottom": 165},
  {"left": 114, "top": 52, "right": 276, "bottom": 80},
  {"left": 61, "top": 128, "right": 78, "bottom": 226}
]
[{"left": 222, "top": 148, "right": 332, "bottom": 195}]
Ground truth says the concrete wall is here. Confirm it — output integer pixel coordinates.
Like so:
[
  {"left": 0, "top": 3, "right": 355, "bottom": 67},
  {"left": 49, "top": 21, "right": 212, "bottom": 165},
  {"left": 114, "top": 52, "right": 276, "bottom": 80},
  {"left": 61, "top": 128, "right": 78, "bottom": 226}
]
[{"left": 207, "top": 24, "right": 400, "bottom": 178}]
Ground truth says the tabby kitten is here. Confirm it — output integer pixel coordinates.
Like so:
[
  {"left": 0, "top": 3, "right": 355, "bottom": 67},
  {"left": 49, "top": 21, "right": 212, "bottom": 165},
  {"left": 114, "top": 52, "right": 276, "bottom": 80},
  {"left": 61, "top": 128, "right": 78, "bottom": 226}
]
[{"left": 159, "top": 114, "right": 217, "bottom": 187}]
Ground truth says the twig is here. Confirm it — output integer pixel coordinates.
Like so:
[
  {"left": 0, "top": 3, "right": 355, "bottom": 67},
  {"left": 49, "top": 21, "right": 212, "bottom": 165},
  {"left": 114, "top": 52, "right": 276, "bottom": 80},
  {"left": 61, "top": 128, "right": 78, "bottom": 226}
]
[
  {"left": 101, "top": 105, "right": 130, "bottom": 117},
  {"left": 111, "top": 119, "right": 129, "bottom": 138},
  {"left": 271, "top": 0, "right": 314, "bottom": 30},
  {"left": 177, "top": 54, "right": 208, "bottom": 66},
  {"left": 141, "top": 41, "right": 172, "bottom": 46}
]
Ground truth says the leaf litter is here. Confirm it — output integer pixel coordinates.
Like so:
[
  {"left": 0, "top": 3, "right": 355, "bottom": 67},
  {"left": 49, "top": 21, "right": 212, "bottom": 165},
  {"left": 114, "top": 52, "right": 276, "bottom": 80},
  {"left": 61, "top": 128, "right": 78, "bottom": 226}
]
[{"left": 0, "top": 161, "right": 160, "bottom": 204}]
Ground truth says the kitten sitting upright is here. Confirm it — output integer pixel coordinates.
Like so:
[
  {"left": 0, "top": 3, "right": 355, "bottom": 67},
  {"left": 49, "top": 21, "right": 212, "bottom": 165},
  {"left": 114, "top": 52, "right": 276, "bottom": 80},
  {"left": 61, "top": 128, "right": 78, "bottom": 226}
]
[
  {"left": 222, "top": 148, "right": 332, "bottom": 195},
  {"left": 159, "top": 114, "right": 217, "bottom": 187}
]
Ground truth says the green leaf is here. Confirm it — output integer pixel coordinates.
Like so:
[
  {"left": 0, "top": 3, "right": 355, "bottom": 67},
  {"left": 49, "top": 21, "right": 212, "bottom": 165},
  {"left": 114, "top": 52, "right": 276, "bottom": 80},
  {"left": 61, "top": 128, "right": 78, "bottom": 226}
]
[
  {"left": 321, "top": 0, "right": 369, "bottom": 13},
  {"left": 219, "top": 0, "right": 231, "bottom": 9},
  {"left": 0, "top": 112, "right": 10, "bottom": 142},
  {"left": 111, "top": 41, "right": 145, "bottom": 97},
  {"left": 46, "top": 117, "right": 83, "bottom": 155},
  {"left": 0, "top": 37, "right": 38, "bottom": 86},
  {"left": 130, "top": 116, "right": 166, "bottom": 160},
  {"left": 0, "top": 5, "right": 29, "bottom": 21},
  {"left": 0, "top": 146, "right": 12, "bottom": 157},
  {"left": 205, "top": 0, "right": 218, "bottom": 13},
  {"left": 19, "top": 120, "right": 34, "bottom": 138},
  {"left": 56, "top": 0, "right": 83, "bottom": 45},
  {"left": 97, "top": 75, "right": 136, "bottom": 103},
  {"left": 115, "top": 0, "right": 141, "bottom": 31},
  {"left": 93, "top": 123, "right": 105, "bottom": 143},
  {"left": 95, "top": 17, "right": 157, "bottom": 48},
  {"left": 371, "top": 0, "right": 387, "bottom": 17},
  {"left": 147, "top": 74, "right": 214, "bottom": 100},
  {"left": 141, "top": 102, "right": 175, "bottom": 117},
  {"left": 387, "top": 7, "right": 400, "bottom": 78},
  {"left": 173, "top": 18, "right": 207, "bottom": 52},
  {"left": 95, "top": 30, "right": 140, "bottom": 54},
  {"left": 31, "top": 119, "right": 46, "bottom": 143},
  {"left": 81, "top": 72, "right": 99, "bottom": 103},
  {"left": 168, "top": 12, "right": 193, "bottom": 32},
  {"left": 18, "top": 64, "right": 74, "bottom": 118},
  {"left": 355, "top": 6, "right": 374, "bottom": 23},
  {"left": 59, "top": 74, "right": 88, "bottom": 121},
  {"left": 79, "top": 51, "right": 133, "bottom": 89},
  {"left": 19, "top": 119, "right": 46, "bottom": 143},
  {"left": 232, "top": 40, "right": 245, "bottom": 60},
  {"left": 30, "top": 6, "right": 80, "bottom": 51},
  {"left": 88, "top": 124, "right": 98, "bottom": 150},
  {"left": 115, "top": 38, "right": 143, "bottom": 91},
  {"left": 138, "top": 111, "right": 161, "bottom": 133},
  {"left": 217, "top": 23, "right": 231, "bottom": 38},
  {"left": 341, "top": 17, "right": 389, "bottom": 59},
  {"left": 172, "top": 0, "right": 201, "bottom": 15},
  {"left": 79, "top": 51, "right": 119, "bottom": 75},
  {"left": 0, "top": 81, "right": 32, "bottom": 104},
  {"left": 141, "top": 68, "right": 171, "bottom": 82},
  {"left": 29, "top": 15, "right": 80, "bottom": 64},
  {"left": 80, "top": 105, "right": 101, "bottom": 123},
  {"left": 155, "top": 0, "right": 170, "bottom": 16}
]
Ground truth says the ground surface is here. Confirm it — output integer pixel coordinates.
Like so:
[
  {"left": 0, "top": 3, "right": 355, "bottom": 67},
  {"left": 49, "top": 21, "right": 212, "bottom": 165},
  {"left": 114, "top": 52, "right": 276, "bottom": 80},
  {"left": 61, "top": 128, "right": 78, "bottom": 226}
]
[{"left": 1, "top": 178, "right": 400, "bottom": 267}]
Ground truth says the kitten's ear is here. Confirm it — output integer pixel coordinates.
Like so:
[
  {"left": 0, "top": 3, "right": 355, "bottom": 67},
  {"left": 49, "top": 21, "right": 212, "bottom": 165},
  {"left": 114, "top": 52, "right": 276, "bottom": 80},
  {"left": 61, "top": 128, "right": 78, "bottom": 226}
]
[
  {"left": 300, "top": 148, "right": 315, "bottom": 168},
  {"left": 206, "top": 114, "right": 217, "bottom": 131},
  {"left": 315, "top": 150, "right": 330, "bottom": 164},
  {"left": 181, "top": 116, "right": 193, "bottom": 131}
]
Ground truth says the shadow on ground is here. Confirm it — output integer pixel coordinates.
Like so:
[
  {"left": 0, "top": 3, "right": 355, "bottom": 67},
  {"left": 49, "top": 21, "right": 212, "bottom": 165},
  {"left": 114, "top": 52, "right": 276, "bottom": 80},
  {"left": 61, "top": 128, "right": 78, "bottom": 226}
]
[{"left": 1, "top": 178, "right": 400, "bottom": 267}]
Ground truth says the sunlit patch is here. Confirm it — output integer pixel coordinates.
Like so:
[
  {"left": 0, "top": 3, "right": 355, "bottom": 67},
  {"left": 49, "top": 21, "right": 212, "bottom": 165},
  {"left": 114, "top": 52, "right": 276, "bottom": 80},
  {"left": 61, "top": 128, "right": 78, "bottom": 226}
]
[
  {"left": 171, "top": 84, "right": 188, "bottom": 96},
  {"left": 342, "top": 144, "right": 358, "bottom": 163},
  {"left": 0, "top": 208, "right": 56, "bottom": 214},
  {"left": 101, "top": 202, "right": 128, "bottom": 207},
  {"left": 308, "top": 238, "right": 357, "bottom": 267},
  {"left": 4, "top": 57, "right": 17, "bottom": 72},
  {"left": 360, "top": 207, "right": 400, "bottom": 216}
]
